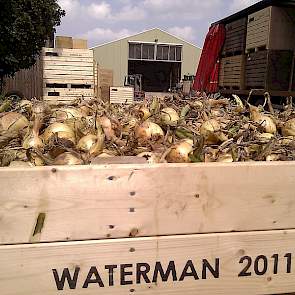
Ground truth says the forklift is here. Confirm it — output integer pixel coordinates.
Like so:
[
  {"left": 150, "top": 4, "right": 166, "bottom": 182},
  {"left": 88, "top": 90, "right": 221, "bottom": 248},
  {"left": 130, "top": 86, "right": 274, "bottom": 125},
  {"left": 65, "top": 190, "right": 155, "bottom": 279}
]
[{"left": 124, "top": 74, "right": 145, "bottom": 101}]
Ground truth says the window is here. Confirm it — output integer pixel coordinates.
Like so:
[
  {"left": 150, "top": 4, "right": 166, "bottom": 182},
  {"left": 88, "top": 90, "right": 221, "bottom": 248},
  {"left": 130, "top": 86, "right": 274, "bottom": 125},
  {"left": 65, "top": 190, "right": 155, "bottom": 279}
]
[{"left": 129, "top": 43, "right": 182, "bottom": 61}]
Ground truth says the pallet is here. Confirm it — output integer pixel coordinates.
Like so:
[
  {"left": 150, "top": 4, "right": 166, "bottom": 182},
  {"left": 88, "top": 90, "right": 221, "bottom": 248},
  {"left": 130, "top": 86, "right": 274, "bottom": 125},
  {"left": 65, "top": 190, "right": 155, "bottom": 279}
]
[
  {"left": 42, "top": 48, "right": 95, "bottom": 102},
  {"left": 0, "top": 162, "right": 295, "bottom": 294},
  {"left": 219, "top": 55, "right": 245, "bottom": 89},
  {"left": 222, "top": 18, "right": 247, "bottom": 56}
]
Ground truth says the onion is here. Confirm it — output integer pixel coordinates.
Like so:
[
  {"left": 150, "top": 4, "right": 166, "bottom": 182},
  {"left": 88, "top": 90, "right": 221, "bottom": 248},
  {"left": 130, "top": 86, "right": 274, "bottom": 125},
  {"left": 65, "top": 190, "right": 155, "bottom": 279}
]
[
  {"left": 161, "top": 108, "right": 179, "bottom": 126},
  {"left": 137, "top": 152, "right": 161, "bottom": 163},
  {"left": 43, "top": 123, "right": 76, "bottom": 145},
  {"left": 217, "top": 153, "right": 234, "bottom": 163},
  {"left": 98, "top": 116, "right": 115, "bottom": 140},
  {"left": 138, "top": 106, "right": 151, "bottom": 120},
  {"left": 135, "top": 121, "right": 164, "bottom": 142},
  {"left": 123, "top": 117, "right": 139, "bottom": 133},
  {"left": 0, "top": 112, "right": 29, "bottom": 133},
  {"left": 53, "top": 152, "right": 84, "bottom": 165},
  {"left": 266, "top": 154, "right": 280, "bottom": 161},
  {"left": 282, "top": 118, "right": 295, "bottom": 136},
  {"left": 77, "top": 133, "right": 104, "bottom": 156},
  {"left": 250, "top": 105, "right": 276, "bottom": 134},
  {"left": 9, "top": 161, "right": 33, "bottom": 168},
  {"left": 23, "top": 132, "right": 44, "bottom": 149},
  {"left": 53, "top": 107, "right": 83, "bottom": 121},
  {"left": 79, "top": 105, "right": 93, "bottom": 117},
  {"left": 200, "top": 119, "right": 222, "bottom": 144},
  {"left": 256, "top": 133, "right": 274, "bottom": 141},
  {"left": 166, "top": 139, "right": 193, "bottom": 163},
  {"left": 19, "top": 100, "right": 32, "bottom": 110}
]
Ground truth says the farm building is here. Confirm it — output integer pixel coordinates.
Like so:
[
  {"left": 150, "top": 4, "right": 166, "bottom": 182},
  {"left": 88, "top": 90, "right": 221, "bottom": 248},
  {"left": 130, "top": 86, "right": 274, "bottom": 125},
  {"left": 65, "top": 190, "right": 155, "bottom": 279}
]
[{"left": 91, "top": 28, "right": 201, "bottom": 92}]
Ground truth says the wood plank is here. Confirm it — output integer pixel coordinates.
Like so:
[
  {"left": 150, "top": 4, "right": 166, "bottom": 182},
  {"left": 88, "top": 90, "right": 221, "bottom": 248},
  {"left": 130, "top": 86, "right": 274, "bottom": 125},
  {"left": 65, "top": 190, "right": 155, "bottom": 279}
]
[
  {"left": 43, "top": 64, "right": 94, "bottom": 71},
  {"left": 43, "top": 56, "right": 93, "bottom": 63},
  {"left": 43, "top": 48, "right": 93, "bottom": 58},
  {"left": 0, "top": 163, "right": 295, "bottom": 244},
  {"left": 44, "top": 69, "right": 93, "bottom": 76},
  {"left": 43, "top": 74, "right": 94, "bottom": 80},
  {"left": 43, "top": 88, "right": 94, "bottom": 96},
  {"left": 44, "top": 78, "right": 94, "bottom": 84},
  {"left": 1, "top": 230, "right": 295, "bottom": 294}
]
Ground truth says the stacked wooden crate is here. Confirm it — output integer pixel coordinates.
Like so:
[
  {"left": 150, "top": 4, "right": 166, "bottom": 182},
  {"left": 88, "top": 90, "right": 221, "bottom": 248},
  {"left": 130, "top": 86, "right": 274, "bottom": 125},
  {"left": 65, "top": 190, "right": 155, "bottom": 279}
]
[
  {"left": 110, "top": 86, "right": 134, "bottom": 104},
  {"left": 43, "top": 48, "right": 95, "bottom": 103},
  {"left": 219, "top": 18, "right": 247, "bottom": 90},
  {"left": 245, "top": 6, "right": 295, "bottom": 90}
]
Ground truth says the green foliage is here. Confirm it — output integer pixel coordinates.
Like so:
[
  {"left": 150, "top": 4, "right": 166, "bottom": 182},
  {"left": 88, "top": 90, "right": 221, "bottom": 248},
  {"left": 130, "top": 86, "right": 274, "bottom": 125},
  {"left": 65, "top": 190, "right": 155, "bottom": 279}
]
[{"left": 0, "top": 0, "right": 65, "bottom": 79}]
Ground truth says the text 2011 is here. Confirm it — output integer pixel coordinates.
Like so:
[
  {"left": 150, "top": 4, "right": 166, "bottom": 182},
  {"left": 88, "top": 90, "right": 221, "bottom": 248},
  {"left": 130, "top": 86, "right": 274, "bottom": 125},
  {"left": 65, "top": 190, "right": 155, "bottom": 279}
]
[{"left": 239, "top": 253, "right": 292, "bottom": 277}]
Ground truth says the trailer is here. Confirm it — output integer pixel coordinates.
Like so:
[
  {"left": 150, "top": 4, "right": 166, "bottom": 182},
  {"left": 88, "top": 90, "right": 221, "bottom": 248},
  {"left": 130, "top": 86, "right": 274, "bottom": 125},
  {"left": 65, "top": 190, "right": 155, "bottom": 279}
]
[
  {"left": 0, "top": 162, "right": 295, "bottom": 294},
  {"left": 196, "top": 0, "right": 295, "bottom": 99}
]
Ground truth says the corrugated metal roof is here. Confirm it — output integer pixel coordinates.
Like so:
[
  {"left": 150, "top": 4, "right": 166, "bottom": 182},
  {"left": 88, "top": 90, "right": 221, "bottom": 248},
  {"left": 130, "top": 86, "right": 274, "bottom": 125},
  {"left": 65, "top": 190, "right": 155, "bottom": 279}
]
[{"left": 213, "top": 0, "right": 295, "bottom": 25}]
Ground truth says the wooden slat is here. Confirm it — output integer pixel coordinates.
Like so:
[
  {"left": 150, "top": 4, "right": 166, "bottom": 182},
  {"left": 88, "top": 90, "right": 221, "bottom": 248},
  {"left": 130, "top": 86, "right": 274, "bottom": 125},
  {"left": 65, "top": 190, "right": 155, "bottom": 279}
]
[
  {"left": 43, "top": 64, "right": 94, "bottom": 71},
  {"left": 0, "top": 162, "right": 295, "bottom": 244},
  {"left": 44, "top": 78, "right": 94, "bottom": 84},
  {"left": 43, "top": 56, "right": 93, "bottom": 63},
  {"left": 1, "top": 230, "right": 295, "bottom": 294},
  {"left": 44, "top": 69, "right": 93, "bottom": 76},
  {"left": 42, "top": 48, "right": 93, "bottom": 58}
]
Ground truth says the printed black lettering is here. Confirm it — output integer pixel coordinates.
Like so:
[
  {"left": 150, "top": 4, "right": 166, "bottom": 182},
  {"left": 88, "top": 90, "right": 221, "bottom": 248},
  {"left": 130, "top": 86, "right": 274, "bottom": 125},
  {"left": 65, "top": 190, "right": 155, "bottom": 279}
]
[
  {"left": 285, "top": 253, "right": 292, "bottom": 273},
  {"left": 179, "top": 260, "right": 199, "bottom": 281},
  {"left": 136, "top": 263, "right": 151, "bottom": 284},
  {"left": 152, "top": 261, "right": 177, "bottom": 283},
  {"left": 254, "top": 255, "right": 268, "bottom": 275},
  {"left": 120, "top": 264, "right": 133, "bottom": 285},
  {"left": 82, "top": 266, "right": 104, "bottom": 288},
  {"left": 238, "top": 256, "right": 252, "bottom": 277},
  {"left": 105, "top": 265, "right": 117, "bottom": 286},
  {"left": 202, "top": 259, "right": 219, "bottom": 279},
  {"left": 271, "top": 254, "right": 279, "bottom": 274},
  {"left": 52, "top": 267, "right": 80, "bottom": 290}
]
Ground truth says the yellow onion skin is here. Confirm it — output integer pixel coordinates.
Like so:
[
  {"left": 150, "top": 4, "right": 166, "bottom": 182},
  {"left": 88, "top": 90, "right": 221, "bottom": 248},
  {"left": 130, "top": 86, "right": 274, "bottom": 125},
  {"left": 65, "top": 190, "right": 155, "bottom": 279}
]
[
  {"left": 138, "top": 106, "right": 151, "bottom": 120},
  {"left": 200, "top": 119, "right": 221, "bottom": 144},
  {"left": 161, "top": 108, "right": 179, "bottom": 127},
  {"left": 53, "top": 107, "right": 83, "bottom": 122},
  {"left": 217, "top": 153, "right": 234, "bottom": 163},
  {"left": 256, "top": 133, "right": 274, "bottom": 141},
  {"left": 77, "top": 134, "right": 104, "bottom": 157},
  {"left": 22, "top": 132, "right": 44, "bottom": 150},
  {"left": 135, "top": 121, "right": 164, "bottom": 142},
  {"left": 137, "top": 152, "right": 161, "bottom": 164},
  {"left": 0, "top": 112, "right": 29, "bottom": 133},
  {"left": 166, "top": 139, "right": 193, "bottom": 163},
  {"left": 250, "top": 105, "right": 277, "bottom": 134},
  {"left": 53, "top": 152, "right": 84, "bottom": 165},
  {"left": 9, "top": 161, "right": 33, "bottom": 168},
  {"left": 282, "top": 118, "right": 295, "bottom": 136},
  {"left": 43, "top": 123, "right": 76, "bottom": 144}
]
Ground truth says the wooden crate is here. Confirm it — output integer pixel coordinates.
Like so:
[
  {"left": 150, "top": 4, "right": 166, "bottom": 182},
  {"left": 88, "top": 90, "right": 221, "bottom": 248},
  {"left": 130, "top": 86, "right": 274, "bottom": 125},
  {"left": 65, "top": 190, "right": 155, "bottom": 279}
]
[
  {"left": 246, "top": 6, "right": 295, "bottom": 53},
  {"left": 43, "top": 48, "right": 94, "bottom": 102},
  {"left": 222, "top": 18, "right": 247, "bottom": 56},
  {"left": 94, "top": 64, "right": 114, "bottom": 102},
  {"left": 219, "top": 55, "right": 245, "bottom": 89},
  {"left": 245, "top": 50, "right": 293, "bottom": 90},
  {"left": 0, "top": 162, "right": 295, "bottom": 294},
  {"left": 55, "top": 36, "right": 73, "bottom": 49},
  {"left": 72, "top": 38, "right": 88, "bottom": 49},
  {"left": 110, "top": 86, "right": 134, "bottom": 104}
]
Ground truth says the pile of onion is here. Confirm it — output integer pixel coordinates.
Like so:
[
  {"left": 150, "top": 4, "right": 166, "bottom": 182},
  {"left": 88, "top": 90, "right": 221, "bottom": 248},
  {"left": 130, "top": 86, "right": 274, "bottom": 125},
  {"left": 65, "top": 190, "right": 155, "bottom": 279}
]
[{"left": 160, "top": 107, "right": 179, "bottom": 127}]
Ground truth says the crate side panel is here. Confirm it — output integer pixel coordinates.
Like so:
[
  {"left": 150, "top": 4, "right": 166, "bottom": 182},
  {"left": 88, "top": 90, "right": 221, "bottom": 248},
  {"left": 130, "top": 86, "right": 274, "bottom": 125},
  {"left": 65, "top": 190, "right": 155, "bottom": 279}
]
[
  {"left": 0, "top": 163, "right": 295, "bottom": 244},
  {"left": 0, "top": 230, "right": 295, "bottom": 294},
  {"left": 246, "top": 7, "right": 271, "bottom": 51}
]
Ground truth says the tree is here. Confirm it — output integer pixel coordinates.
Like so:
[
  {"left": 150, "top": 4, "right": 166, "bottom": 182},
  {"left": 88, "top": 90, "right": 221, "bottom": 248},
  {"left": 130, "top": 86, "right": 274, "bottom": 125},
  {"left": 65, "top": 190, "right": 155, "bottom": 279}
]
[{"left": 0, "top": 0, "right": 65, "bottom": 93}]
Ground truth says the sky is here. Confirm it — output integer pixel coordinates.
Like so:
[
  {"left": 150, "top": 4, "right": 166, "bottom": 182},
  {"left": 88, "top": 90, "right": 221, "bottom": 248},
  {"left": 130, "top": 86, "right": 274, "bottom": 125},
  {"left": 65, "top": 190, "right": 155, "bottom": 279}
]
[{"left": 56, "top": 0, "right": 260, "bottom": 48}]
